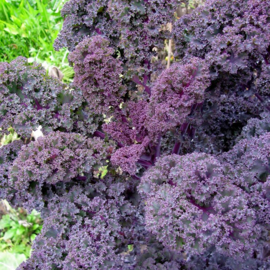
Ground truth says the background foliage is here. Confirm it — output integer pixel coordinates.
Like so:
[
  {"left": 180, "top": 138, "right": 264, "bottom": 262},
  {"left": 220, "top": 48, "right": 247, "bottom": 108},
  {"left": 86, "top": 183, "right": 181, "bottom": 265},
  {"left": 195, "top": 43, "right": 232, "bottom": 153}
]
[
  {"left": 0, "top": 0, "right": 73, "bottom": 82},
  {"left": 0, "top": 206, "right": 42, "bottom": 257}
]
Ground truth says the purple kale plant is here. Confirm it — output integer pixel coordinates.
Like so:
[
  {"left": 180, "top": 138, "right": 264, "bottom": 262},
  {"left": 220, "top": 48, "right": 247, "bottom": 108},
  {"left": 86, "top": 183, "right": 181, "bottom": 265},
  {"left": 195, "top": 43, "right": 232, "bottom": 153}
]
[
  {"left": 0, "top": 139, "right": 23, "bottom": 200},
  {"left": 173, "top": 0, "right": 270, "bottom": 153},
  {"left": 17, "top": 185, "right": 137, "bottom": 270},
  {"left": 0, "top": 57, "right": 101, "bottom": 139},
  {"left": 55, "top": 0, "right": 180, "bottom": 80},
  {"left": 145, "top": 57, "right": 210, "bottom": 139},
  {"left": 221, "top": 132, "right": 270, "bottom": 226},
  {"left": 0, "top": 0, "right": 270, "bottom": 269},
  {"left": 138, "top": 153, "right": 264, "bottom": 259},
  {"left": 69, "top": 36, "right": 127, "bottom": 115},
  {"left": 7, "top": 131, "right": 115, "bottom": 213}
]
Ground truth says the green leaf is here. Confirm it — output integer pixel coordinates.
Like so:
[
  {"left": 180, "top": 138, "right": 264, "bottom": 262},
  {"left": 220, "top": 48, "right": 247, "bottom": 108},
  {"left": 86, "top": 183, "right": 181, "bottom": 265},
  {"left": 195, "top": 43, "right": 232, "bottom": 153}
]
[
  {"left": 30, "top": 234, "right": 37, "bottom": 242},
  {"left": 0, "top": 216, "right": 11, "bottom": 230},
  {"left": 128, "top": 244, "right": 133, "bottom": 252},
  {"left": 32, "top": 224, "right": 40, "bottom": 231},
  {"left": 98, "top": 165, "right": 108, "bottom": 179},
  {"left": 0, "top": 242, "right": 9, "bottom": 251},
  {"left": 4, "top": 25, "right": 19, "bottom": 35},
  {"left": 3, "top": 230, "right": 15, "bottom": 240},
  {"left": 0, "top": 252, "right": 27, "bottom": 270},
  {"left": 26, "top": 214, "right": 34, "bottom": 222},
  {"left": 16, "top": 227, "right": 25, "bottom": 236}
]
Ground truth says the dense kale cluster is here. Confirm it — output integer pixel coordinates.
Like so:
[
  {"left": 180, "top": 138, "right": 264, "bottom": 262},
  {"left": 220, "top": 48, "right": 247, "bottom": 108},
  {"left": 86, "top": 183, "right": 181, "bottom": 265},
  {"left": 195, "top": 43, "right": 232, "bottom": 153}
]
[
  {"left": 7, "top": 132, "right": 115, "bottom": 212},
  {"left": 69, "top": 36, "right": 127, "bottom": 115},
  {"left": 139, "top": 153, "right": 268, "bottom": 259},
  {"left": 0, "top": 140, "right": 23, "bottom": 200},
  {"left": 221, "top": 133, "right": 270, "bottom": 225},
  {"left": 146, "top": 57, "right": 210, "bottom": 139},
  {"left": 55, "top": 0, "right": 180, "bottom": 79},
  {"left": 0, "top": 0, "right": 270, "bottom": 269},
  {"left": 0, "top": 57, "right": 101, "bottom": 139},
  {"left": 17, "top": 185, "right": 137, "bottom": 269},
  {"left": 173, "top": 0, "right": 270, "bottom": 154}
]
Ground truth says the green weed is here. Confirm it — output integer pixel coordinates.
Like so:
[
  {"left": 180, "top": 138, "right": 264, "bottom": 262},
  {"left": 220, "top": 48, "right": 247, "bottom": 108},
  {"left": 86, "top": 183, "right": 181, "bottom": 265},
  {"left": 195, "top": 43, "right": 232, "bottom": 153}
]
[
  {"left": 0, "top": 202, "right": 42, "bottom": 258},
  {"left": 0, "top": 0, "right": 73, "bottom": 82}
]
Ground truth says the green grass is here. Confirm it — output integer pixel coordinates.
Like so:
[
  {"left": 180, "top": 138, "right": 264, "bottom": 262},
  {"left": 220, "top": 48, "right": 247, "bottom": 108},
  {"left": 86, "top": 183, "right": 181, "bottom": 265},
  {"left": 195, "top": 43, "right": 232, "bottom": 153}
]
[
  {"left": 0, "top": 0, "right": 73, "bottom": 82},
  {"left": 0, "top": 202, "right": 43, "bottom": 258}
]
